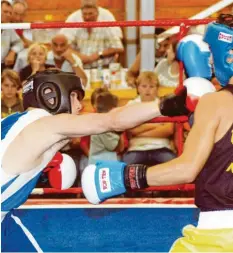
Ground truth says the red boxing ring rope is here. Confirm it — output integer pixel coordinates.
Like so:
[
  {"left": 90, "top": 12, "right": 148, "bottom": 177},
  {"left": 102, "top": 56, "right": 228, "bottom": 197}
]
[
  {"left": 1, "top": 18, "right": 214, "bottom": 30},
  {"left": 32, "top": 184, "right": 195, "bottom": 195},
  {"left": 2, "top": 18, "right": 208, "bottom": 198},
  {"left": 149, "top": 116, "right": 188, "bottom": 123}
]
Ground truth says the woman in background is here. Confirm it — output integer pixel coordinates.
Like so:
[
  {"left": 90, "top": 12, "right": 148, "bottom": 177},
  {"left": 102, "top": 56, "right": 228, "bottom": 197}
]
[
  {"left": 1, "top": 69, "right": 24, "bottom": 118},
  {"left": 123, "top": 71, "right": 176, "bottom": 166},
  {"left": 19, "top": 43, "right": 54, "bottom": 83}
]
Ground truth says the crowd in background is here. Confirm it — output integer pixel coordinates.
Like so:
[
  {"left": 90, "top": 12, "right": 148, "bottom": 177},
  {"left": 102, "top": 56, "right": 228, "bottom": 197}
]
[{"left": 2, "top": 0, "right": 219, "bottom": 198}]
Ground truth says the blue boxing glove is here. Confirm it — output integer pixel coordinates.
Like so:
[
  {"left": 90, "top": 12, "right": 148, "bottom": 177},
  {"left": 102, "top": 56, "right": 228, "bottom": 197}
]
[
  {"left": 177, "top": 34, "right": 212, "bottom": 80},
  {"left": 81, "top": 160, "right": 148, "bottom": 204}
]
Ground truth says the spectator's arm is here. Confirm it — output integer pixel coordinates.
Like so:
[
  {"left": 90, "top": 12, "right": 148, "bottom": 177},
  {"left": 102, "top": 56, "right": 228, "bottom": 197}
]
[
  {"left": 73, "top": 65, "right": 88, "bottom": 87},
  {"left": 103, "top": 29, "right": 124, "bottom": 56},
  {"left": 10, "top": 31, "right": 24, "bottom": 53},
  {"left": 126, "top": 53, "right": 141, "bottom": 87},
  {"left": 20, "top": 35, "right": 33, "bottom": 48},
  {"left": 70, "top": 49, "right": 97, "bottom": 64},
  {"left": 138, "top": 123, "right": 174, "bottom": 138},
  {"left": 62, "top": 50, "right": 88, "bottom": 86},
  {"left": 115, "top": 133, "right": 127, "bottom": 153},
  {"left": 128, "top": 123, "right": 158, "bottom": 137}
]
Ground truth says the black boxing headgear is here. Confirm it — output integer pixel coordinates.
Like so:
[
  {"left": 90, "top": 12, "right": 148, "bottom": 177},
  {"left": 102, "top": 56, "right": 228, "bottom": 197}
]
[{"left": 23, "top": 69, "right": 85, "bottom": 114}]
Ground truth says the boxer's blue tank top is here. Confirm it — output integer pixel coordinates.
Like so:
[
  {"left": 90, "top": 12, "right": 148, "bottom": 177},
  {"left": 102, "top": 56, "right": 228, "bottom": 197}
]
[
  {"left": 195, "top": 85, "right": 233, "bottom": 211},
  {"left": 1, "top": 109, "right": 51, "bottom": 216}
]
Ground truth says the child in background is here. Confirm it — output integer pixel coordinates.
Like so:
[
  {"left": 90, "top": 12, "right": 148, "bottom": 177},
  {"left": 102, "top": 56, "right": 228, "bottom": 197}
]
[
  {"left": 1, "top": 69, "right": 24, "bottom": 118},
  {"left": 88, "top": 91, "right": 125, "bottom": 164}
]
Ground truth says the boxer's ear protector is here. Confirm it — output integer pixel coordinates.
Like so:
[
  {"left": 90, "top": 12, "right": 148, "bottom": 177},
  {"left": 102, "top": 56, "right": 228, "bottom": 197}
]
[{"left": 37, "top": 82, "right": 61, "bottom": 112}]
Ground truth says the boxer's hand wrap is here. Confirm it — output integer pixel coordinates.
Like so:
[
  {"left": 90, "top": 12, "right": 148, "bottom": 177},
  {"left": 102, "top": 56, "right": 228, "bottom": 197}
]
[
  {"left": 124, "top": 164, "right": 148, "bottom": 190},
  {"left": 159, "top": 86, "right": 190, "bottom": 116}
]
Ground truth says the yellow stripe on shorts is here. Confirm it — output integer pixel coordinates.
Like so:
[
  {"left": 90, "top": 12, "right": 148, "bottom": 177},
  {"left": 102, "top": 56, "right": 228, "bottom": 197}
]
[{"left": 169, "top": 224, "right": 233, "bottom": 252}]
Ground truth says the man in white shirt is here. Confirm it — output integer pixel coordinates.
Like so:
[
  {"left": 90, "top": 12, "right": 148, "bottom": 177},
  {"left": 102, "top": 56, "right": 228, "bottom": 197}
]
[
  {"left": 12, "top": 0, "right": 32, "bottom": 48},
  {"left": 47, "top": 34, "right": 88, "bottom": 86},
  {"left": 65, "top": 0, "right": 123, "bottom": 39},
  {"left": 1, "top": 0, "right": 24, "bottom": 70},
  {"left": 61, "top": 0, "right": 124, "bottom": 68}
]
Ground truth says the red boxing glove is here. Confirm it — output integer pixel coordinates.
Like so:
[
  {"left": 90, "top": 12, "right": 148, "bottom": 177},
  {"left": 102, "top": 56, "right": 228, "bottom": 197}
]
[
  {"left": 44, "top": 152, "right": 77, "bottom": 190},
  {"left": 15, "top": 29, "right": 24, "bottom": 37}
]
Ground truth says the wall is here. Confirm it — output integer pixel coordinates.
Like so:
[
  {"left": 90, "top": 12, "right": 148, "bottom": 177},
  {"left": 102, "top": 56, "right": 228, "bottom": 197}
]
[{"left": 25, "top": 0, "right": 232, "bottom": 22}]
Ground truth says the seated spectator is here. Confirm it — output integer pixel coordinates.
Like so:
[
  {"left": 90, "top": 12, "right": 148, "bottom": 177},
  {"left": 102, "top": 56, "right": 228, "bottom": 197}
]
[
  {"left": 90, "top": 86, "right": 109, "bottom": 111},
  {"left": 154, "top": 40, "right": 181, "bottom": 88},
  {"left": 126, "top": 28, "right": 170, "bottom": 87},
  {"left": 64, "top": 0, "right": 123, "bottom": 39},
  {"left": 1, "top": 0, "right": 23, "bottom": 71},
  {"left": 12, "top": 0, "right": 32, "bottom": 48},
  {"left": 47, "top": 34, "right": 87, "bottom": 86},
  {"left": 19, "top": 43, "right": 55, "bottom": 83},
  {"left": 122, "top": 71, "right": 176, "bottom": 166},
  {"left": 1, "top": 69, "right": 23, "bottom": 118},
  {"left": 89, "top": 91, "right": 125, "bottom": 164},
  {"left": 61, "top": 1, "right": 124, "bottom": 69}
]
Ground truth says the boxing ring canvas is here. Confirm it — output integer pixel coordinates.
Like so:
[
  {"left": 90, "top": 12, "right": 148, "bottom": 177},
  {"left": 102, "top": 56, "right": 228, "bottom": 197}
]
[{"left": 8, "top": 201, "right": 197, "bottom": 252}]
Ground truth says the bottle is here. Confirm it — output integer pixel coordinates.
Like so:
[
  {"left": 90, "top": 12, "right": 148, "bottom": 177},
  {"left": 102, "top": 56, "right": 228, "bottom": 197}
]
[{"left": 97, "top": 58, "right": 104, "bottom": 87}]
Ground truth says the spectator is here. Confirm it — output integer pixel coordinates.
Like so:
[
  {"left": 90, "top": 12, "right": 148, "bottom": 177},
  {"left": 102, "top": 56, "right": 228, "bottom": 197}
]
[
  {"left": 1, "top": 0, "right": 23, "bottom": 70},
  {"left": 122, "top": 71, "right": 176, "bottom": 166},
  {"left": 64, "top": 0, "right": 122, "bottom": 39},
  {"left": 154, "top": 40, "right": 181, "bottom": 88},
  {"left": 12, "top": 0, "right": 33, "bottom": 48},
  {"left": 89, "top": 91, "right": 125, "bottom": 164},
  {"left": 1, "top": 69, "right": 24, "bottom": 118},
  {"left": 19, "top": 43, "right": 55, "bottom": 83},
  {"left": 90, "top": 86, "right": 109, "bottom": 110},
  {"left": 126, "top": 28, "right": 170, "bottom": 87},
  {"left": 47, "top": 34, "right": 88, "bottom": 86},
  {"left": 61, "top": 1, "right": 124, "bottom": 69}
]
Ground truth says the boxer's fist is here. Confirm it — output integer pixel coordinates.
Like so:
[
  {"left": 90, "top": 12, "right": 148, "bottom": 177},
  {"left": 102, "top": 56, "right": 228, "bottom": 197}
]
[
  {"left": 81, "top": 160, "right": 148, "bottom": 204},
  {"left": 159, "top": 86, "right": 190, "bottom": 116},
  {"left": 44, "top": 152, "right": 77, "bottom": 190},
  {"left": 160, "top": 77, "right": 216, "bottom": 116},
  {"left": 81, "top": 160, "right": 126, "bottom": 204}
]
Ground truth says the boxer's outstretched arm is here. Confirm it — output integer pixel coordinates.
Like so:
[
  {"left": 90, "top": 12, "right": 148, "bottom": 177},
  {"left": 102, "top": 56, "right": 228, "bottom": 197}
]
[
  {"left": 146, "top": 93, "right": 220, "bottom": 186},
  {"left": 51, "top": 101, "right": 161, "bottom": 137}
]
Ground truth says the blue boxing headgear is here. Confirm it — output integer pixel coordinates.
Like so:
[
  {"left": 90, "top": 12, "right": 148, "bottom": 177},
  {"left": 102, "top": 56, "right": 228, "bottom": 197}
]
[
  {"left": 177, "top": 34, "right": 212, "bottom": 80},
  {"left": 203, "top": 15, "right": 233, "bottom": 86}
]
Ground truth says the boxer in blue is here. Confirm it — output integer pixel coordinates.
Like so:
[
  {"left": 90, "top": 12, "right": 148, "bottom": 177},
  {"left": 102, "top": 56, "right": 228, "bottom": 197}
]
[
  {"left": 82, "top": 15, "right": 233, "bottom": 252},
  {"left": 1, "top": 68, "right": 190, "bottom": 252}
]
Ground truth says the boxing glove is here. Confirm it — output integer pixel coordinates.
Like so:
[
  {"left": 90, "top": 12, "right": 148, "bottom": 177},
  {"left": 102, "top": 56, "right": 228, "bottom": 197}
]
[
  {"left": 160, "top": 77, "right": 216, "bottom": 116},
  {"left": 159, "top": 86, "right": 190, "bottom": 116},
  {"left": 81, "top": 160, "right": 148, "bottom": 204},
  {"left": 44, "top": 152, "right": 77, "bottom": 190},
  {"left": 184, "top": 77, "right": 216, "bottom": 112}
]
